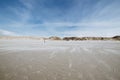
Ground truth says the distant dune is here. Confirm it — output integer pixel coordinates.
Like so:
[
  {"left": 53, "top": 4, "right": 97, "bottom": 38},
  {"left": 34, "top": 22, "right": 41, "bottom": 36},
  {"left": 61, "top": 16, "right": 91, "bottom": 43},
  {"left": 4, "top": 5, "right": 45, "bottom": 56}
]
[
  {"left": 0, "top": 36, "right": 120, "bottom": 41},
  {"left": 0, "top": 36, "right": 44, "bottom": 40}
]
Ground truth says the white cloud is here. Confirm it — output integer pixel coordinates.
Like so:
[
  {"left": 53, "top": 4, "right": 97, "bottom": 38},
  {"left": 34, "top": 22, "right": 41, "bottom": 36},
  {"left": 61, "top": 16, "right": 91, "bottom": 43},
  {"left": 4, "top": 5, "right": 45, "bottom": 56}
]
[
  {"left": 60, "top": 28, "right": 120, "bottom": 37},
  {"left": 41, "top": 21, "right": 120, "bottom": 27},
  {"left": 19, "top": 0, "right": 35, "bottom": 10},
  {"left": 0, "top": 29, "right": 17, "bottom": 36}
]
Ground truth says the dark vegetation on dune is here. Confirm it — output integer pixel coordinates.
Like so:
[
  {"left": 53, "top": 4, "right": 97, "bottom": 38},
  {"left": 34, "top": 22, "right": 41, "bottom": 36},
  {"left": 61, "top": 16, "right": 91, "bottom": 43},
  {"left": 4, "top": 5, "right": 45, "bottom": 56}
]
[{"left": 112, "top": 36, "right": 120, "bottom": 40}]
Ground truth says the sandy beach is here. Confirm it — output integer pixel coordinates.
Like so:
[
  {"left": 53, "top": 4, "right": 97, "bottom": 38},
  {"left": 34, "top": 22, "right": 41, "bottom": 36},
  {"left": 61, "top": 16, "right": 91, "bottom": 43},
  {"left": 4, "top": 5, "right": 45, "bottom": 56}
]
[{"left": 0, "top": 40, "right": 120, "bottom": 80}]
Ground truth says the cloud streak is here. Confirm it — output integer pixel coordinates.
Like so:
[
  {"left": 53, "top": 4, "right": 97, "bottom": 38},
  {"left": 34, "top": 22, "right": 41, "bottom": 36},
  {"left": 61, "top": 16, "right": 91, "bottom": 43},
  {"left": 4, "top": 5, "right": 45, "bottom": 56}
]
[
  {"left": 0, "top": 0, "right": 120, "bottom": 37},
  {"left": 0, "top": 29, "right": 17, "bottom": 36}
]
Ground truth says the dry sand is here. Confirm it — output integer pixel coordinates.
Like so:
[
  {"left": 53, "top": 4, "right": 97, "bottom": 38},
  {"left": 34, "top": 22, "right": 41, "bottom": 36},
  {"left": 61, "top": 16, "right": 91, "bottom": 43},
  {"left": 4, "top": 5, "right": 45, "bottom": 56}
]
[{"left": 0, "top": 39, "right": 120, "bottom": 80}]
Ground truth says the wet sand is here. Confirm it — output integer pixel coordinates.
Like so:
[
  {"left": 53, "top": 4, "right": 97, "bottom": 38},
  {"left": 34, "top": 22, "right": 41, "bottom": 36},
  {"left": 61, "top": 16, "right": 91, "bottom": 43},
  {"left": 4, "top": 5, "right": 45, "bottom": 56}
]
[{"left": 0, "top": 40, "right": 120, "bottom": 80}]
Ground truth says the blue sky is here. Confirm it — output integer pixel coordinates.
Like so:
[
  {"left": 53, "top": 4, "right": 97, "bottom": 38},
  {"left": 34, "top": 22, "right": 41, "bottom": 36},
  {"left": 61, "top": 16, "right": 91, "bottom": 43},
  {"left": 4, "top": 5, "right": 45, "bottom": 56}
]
[{"left": 0, "top": 0, "right": 120, "bottom": 37}]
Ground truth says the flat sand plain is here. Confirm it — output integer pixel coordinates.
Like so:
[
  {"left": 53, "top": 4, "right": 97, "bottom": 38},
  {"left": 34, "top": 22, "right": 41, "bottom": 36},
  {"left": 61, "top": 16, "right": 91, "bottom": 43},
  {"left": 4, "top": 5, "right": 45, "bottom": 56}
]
[{"left": 0, "top": 39, "right": 120, "bottom": 80}]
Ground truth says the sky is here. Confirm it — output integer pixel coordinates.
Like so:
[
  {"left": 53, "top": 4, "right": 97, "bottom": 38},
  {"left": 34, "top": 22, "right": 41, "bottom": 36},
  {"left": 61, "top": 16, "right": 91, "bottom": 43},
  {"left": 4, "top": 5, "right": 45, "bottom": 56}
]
[{"left": 0, "top": 0, "right": 120, "bottom": 37}]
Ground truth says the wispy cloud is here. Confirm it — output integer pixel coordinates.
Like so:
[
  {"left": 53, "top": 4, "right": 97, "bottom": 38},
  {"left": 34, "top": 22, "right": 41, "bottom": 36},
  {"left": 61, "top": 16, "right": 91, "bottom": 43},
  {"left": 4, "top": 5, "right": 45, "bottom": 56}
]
[
  {"left": 0, "top": 29, "right": 17, "bottom": 36},
  {"left": 0, "top": 0, "right": 120, "bottom": 37}
]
